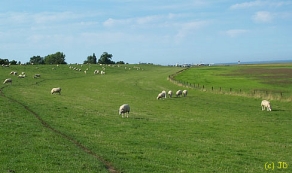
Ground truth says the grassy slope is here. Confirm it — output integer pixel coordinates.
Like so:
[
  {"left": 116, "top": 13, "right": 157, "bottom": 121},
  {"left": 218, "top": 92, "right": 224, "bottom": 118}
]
[{"left": 1, "top": 64, "right": 291, "bottom": 172}]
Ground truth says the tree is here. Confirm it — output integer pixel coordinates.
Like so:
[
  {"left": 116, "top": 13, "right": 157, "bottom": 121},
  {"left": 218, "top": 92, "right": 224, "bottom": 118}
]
[
  {"left": 98, "top": 52, "right": 115, "bottom": 64},
  {"left": 30, "top": 56, "right": 44, "bottom": 64},
  {"left": 83, "top": 53, "right": 97, "bottom": 64},
  {"left": 44, "top": 52, "right": 67, "bottom": 64},
  {"left": 0, "top": 58, "right": 9, "bottom": 65},
  {"left": 116, "top": 61, "right": 125, "bottom": 64},
  {"left": 9, "top": 60, "right": 17, "bottom": 65}
]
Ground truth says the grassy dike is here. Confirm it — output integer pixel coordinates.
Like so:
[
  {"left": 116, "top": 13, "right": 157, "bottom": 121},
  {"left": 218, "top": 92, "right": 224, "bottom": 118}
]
[{"left": 1, "top": 64, "right": 291, "bottom": 172}]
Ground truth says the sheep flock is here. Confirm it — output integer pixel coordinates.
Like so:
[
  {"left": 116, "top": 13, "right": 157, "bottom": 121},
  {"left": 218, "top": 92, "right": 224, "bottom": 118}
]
[
  {"left": 2, "top": 63, "right": 274, "bottom": 123},
  {"left": 157, "top": 89, "right": 188, "bottom": 100}
]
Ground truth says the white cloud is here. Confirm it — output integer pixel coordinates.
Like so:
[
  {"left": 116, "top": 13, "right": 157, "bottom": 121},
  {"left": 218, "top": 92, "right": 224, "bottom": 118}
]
[
  {"left": 230, "top": 1, "right": 264, "bottom": 9},
  {"left": 175, "top": 21, "right": 209, "bottom": 41},
  {"left": 155, "top": 0, "right": 208, "bottom": 10},
  {"left": 103, "top": 18, "right": 132, "bottom": 27},
  {"left": 103, "top": 15, "right": 164, "bottom": 28},
  {"left": 230, "top": 0, "right": 291, "bottom": 9},
  {"left": 252, "top": 11, "right": 273, "bottom": 23},
  {"left": 225, "top": 29, "right": 249, "bottom": 37}
]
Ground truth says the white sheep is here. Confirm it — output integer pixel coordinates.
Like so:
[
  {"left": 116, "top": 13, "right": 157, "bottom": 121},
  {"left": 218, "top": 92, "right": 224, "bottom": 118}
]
[
  {"left": 168, "top": 90, "right": 172, "bottom": 98},
  {"left": 51, "top": 87, "right": 61, "bottom": 95},
  {"left": 161, "top": 90, "right": 167, "bottom": 98},
  {"left": 182, "top": 90, "right": 188, "bottom": 97},
  {"left": 119, "top": 104, "right": 130, "bottom": 118},
  {"left": 10, "top": 71, "right": 17, "bottom": 75},
  {"left": 94, "top": 70, "right": 99, "bottom": 74},
  {"left": 3, "top": 78, "right": 12, "bottom": 84},
  {"left": 100, "top": 71, "right": 105, "bottom": 75},
  {"left": 176, "top": 90, "right": 182, "bottom": 97},
  {"left": 34, "top": 74, "right": 41, "bottom": 78},
  {"left": 261, "top": 100, "right": 271, "bottom": 111},
  {"left": 157, "top": 92, "right": 166, "bottom": 100},
  {"left": 18, "top": 74, "right": 26, "bottom": 78}
]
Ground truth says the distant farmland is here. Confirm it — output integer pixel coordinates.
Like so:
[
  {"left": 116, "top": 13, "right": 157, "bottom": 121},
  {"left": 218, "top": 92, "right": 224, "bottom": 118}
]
[
  {"left": 172, "top": 64, "right": 292, "bottom": 101},
  {"left": 1, "top": 64, "right": 291, "bottom": 172}
]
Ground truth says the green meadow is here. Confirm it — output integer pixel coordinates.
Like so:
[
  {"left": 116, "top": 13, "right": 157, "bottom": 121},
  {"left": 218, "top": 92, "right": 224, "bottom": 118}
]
[
  {"left": 1, "top": 64, "right": 291, "bottom": 172},
  {"left": 173, "top": 64, "right": 292, "bottom": 101}
]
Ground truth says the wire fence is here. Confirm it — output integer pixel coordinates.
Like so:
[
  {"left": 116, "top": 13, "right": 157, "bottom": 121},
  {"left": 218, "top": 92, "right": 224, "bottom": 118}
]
[{"left": 168, "top": 68, "right": 291, "bottom": 101}]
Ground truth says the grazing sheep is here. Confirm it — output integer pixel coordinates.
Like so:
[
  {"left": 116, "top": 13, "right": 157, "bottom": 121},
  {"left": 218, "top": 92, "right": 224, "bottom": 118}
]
[
  {"left": 157, "top": 92, "right": 166, "bottom": 100},
  {"left": 3, "top": 78, "right": 12, "bottom": 84},
  {"left": 261, "top": 100, "right": 271, "bottom": 111},
  {"left": 100, "top": 71, "right": 105, "bottom": 75},
  {"left": 51, "top": 87, "right": 61, "bottom": 95},
  {"left": 168, "top": 90, "right": 172, "bottom": 98},
  {"left": 119, "top": 104, "right": 130, "bottom": 118},
  {"left": 94, "top": 70, "right": 99, "bottom": 74},
  {"left": 18, "top": 74, "right": 26, "bottom": 78},
  {"left": 176, "top": 90, "right": 182, "bottom": 97},
  {"left": 161, "top": 90, "right": 167, "bottom": 98},
  {"left": 34, "top": 74, "right": 41, "bottom": 78},
  {"left": 182, "top": 90, "right": 188, "bottom": 97},
  {"left": 10, "top": 71, "right": 17, "bottom": 75}
]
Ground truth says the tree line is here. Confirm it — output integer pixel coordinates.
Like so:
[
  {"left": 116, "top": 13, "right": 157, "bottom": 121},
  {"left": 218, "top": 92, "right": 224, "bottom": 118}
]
[
  {"left": 83, "top": 52, "right": 125, "bottom": 64},
  {"left": 1, "top": 52, "right": 125, "bottom": 65}
]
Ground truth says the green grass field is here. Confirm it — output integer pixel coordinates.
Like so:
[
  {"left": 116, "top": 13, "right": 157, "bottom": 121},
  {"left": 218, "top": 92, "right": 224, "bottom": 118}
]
[
  {"left": 1, "top": 64, "right": 291, "bottom": 172},
  {"left": 172, "top": 64, "right": 292, "bottom": 101}
]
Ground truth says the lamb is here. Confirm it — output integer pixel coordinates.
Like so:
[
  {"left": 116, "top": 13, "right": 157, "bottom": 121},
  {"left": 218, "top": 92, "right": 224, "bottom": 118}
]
[
  {"left": 51, "top": 87, "right": 61, "bottom": 95},
  {"left": 3, "top": 78, "right": 12, "bottom": 84},
  {"left": 157, "top": 92, "right": 166, "bottom": 100},
  {"left": 100, "top": 71, "right": 105, "bottom": 75},
  {"left": 119, "top": 104, "right": 130, "bottom": 118},
  {"left": 168, "top": 90, "right": 172, "bottom": 98},
  {"left": 261, "top": 100, "right": 271, "bottom": 111},
  {"left": 176, "top": 90, "right": 182, "bottom": 97},
  {"left": 18, "top": 74, "right": 26, "bottom": 78},
  {"left": 182, "top": 90, "right": 188, "bottom": 97}
]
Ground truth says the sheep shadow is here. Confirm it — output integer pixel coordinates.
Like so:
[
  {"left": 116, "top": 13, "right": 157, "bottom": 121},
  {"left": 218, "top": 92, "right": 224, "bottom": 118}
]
[
  {"left": 261, "top": 108, "right": 284, "bottom": 112},
  {"left": 271, "top": 109, "right": 285, "bottom": 112}
]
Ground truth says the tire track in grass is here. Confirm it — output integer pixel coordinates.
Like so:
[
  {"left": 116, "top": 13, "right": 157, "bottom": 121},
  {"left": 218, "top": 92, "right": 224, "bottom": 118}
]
[{"left": 0, "top": 87, "right": 119, "bottom": 173}]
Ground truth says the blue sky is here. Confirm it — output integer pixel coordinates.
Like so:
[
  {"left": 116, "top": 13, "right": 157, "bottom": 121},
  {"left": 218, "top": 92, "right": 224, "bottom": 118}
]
[{"left": 1, "top": 0, "right": 291, "bottom": 65}]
